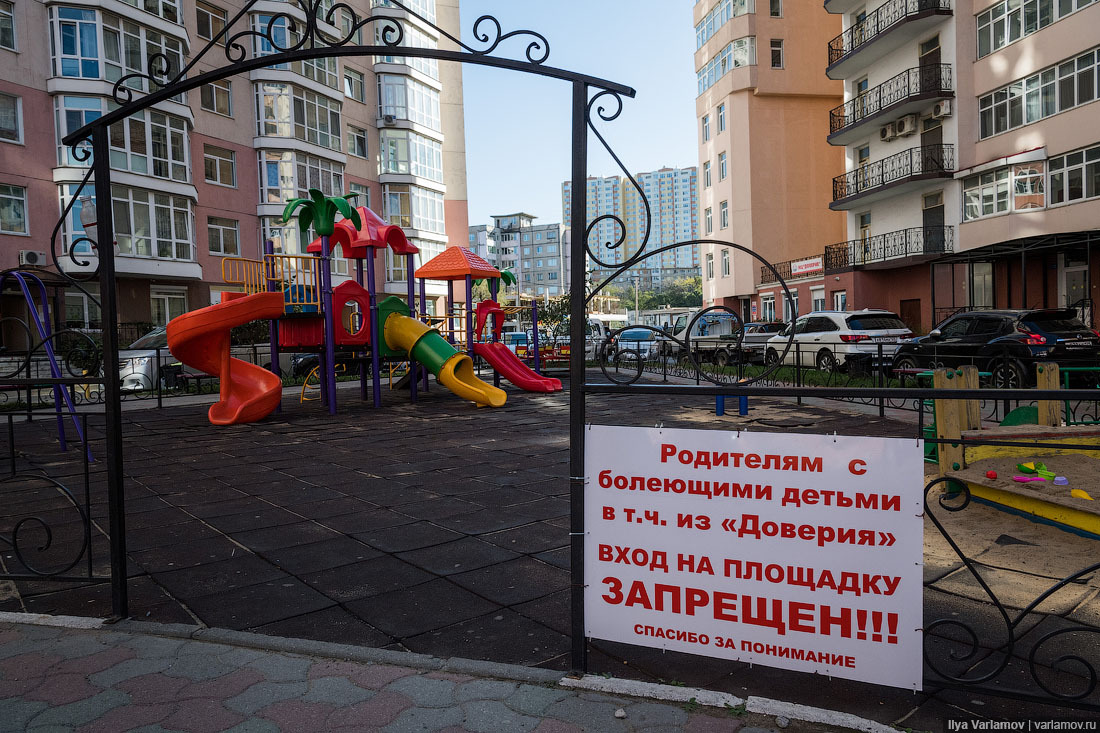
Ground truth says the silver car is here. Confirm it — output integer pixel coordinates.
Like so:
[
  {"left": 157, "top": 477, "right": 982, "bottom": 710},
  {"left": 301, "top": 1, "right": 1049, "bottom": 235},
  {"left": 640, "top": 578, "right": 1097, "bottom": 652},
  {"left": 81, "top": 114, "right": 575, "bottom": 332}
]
[{"left": 119, "top": 328, "right": 174, "bottom": 392}]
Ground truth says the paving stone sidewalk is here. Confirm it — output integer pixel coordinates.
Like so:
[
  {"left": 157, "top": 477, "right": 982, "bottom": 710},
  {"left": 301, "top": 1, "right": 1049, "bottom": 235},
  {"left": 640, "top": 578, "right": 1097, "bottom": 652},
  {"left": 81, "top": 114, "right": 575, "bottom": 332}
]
[{"left": 0, "top": 618, "right": 833, "bottom": 733}]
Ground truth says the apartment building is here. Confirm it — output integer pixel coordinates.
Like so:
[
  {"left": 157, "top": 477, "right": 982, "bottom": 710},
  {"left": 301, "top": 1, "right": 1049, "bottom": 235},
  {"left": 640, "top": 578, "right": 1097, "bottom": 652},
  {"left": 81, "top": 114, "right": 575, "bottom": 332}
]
[
  {"left": 487, "top": 213, "right": 567, "bottom": 300},
  {"left": 0, "top": 0, "right": 466, "bottom": 338},
  {"left": 820, "top": 0, "right": 1099, "bottom": 332},
  {"left": 562, "top": 167, "right": 698, "bottom": 291},
  {"left": 693, "top": 0, "right": 845, "bottom": 323}
]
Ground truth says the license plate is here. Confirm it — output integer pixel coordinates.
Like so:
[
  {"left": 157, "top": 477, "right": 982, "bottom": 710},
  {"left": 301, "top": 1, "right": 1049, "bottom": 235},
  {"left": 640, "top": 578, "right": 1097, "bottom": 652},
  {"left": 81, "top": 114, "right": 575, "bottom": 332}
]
[
  {"left": 872, "top": 336, "right": 896, "bottom": 343},
  {"left": 1065, "top": 341, "right": 1093, "bottom": 347}
]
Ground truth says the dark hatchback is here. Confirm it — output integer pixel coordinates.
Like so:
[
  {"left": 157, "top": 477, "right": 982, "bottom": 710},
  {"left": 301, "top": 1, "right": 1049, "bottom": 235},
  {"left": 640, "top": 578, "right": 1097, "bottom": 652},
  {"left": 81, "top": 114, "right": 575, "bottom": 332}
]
[{"left": 891, "top": 308, "right": 1100, "bottom": 386}]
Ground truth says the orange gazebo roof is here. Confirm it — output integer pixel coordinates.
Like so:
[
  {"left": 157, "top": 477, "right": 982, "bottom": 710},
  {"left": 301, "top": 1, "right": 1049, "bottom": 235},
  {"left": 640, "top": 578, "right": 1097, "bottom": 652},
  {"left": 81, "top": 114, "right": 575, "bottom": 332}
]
[{"left": 415, "top": 247, "right": 500, "bottom": 281}]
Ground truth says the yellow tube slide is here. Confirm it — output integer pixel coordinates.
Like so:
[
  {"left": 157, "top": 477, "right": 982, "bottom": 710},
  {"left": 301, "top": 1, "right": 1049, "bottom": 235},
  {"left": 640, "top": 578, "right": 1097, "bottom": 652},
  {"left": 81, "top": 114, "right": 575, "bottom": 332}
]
[{"left": 383, "top": 313, "right": 507, "bottom": 408}]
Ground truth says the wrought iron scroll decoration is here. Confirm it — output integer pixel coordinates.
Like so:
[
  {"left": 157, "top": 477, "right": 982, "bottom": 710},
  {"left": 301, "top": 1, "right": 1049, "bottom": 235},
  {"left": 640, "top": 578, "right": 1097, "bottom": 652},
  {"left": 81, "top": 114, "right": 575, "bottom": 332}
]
[
  {"left": 923, "top": 477, "right": 1100, "bottom": 708},
  {"left": 0, "top": 473, "right": 93, "bottom": 578}
]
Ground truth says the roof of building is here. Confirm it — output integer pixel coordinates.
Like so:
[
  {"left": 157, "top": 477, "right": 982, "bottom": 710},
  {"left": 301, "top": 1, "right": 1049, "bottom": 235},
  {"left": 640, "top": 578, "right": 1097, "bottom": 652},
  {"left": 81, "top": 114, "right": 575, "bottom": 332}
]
[{"left": 415, "top": 247, "right": 501, "bottom": 281}]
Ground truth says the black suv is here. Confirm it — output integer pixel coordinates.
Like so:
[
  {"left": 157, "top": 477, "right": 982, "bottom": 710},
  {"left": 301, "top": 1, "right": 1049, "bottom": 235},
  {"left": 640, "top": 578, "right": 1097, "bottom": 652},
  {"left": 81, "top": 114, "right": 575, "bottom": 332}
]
[{"left": 891, "top": 308, "right": 1100, "bottom": 386}]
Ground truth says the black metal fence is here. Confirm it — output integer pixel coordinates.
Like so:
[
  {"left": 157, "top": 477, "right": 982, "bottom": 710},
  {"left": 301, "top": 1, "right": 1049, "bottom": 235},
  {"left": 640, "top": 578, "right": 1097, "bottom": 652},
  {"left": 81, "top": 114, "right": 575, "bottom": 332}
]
[
  {"left": 824, "top": 226, "right": 953, "bottom": 270},
  {"left": 828, "top": 0, "right": 954, "bottom": 67},
  {"left": 833, "top": 145, "right": 955, "bottom": 203},
  {"left": 829, "top": 64, "right": 953, "bottom": 134}
]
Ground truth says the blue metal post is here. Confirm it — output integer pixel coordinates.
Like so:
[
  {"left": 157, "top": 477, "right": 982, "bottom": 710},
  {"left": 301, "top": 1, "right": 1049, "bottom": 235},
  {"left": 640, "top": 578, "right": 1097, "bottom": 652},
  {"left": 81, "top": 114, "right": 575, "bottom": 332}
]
[
  {"left": 367, "top": 249, "right": 382, "bottom": 408},
  {"left": 321, "top": 235, "right": 337, "bottom": 415}
]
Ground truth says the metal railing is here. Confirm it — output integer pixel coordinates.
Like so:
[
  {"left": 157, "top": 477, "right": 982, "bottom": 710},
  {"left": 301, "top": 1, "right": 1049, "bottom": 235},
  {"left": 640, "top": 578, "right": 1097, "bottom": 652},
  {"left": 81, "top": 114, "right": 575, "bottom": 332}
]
[
  {"left": 829, "top": 64, "right": 952, "bottom": 134},
  {"left": 824, "top": 226, "right": 953, "bottom": 270},
  {"left": 759, "top": 259, "right": 793, "bottom": 285},
  {"left": 833, "top": 144, "right": 954, "bottom": 203},
  {"left": 828, "top": 0, "right": 953, "bottom": 67}
]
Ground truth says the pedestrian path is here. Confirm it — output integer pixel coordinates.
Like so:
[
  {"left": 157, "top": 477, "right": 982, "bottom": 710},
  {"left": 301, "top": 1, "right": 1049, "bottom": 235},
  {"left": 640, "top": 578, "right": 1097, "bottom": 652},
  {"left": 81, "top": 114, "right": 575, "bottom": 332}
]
[{"left": 0, "top": 613, "right": 889, "bottom": 733}]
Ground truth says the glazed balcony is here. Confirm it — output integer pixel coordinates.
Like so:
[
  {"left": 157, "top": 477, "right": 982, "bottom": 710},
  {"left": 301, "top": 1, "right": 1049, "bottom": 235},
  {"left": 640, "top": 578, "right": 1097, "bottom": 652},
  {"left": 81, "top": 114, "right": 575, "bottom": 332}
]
[
  {"left": 827, "top": 0, "right": 953, "bottom": 80},
  {"left": 828, "top": 65, "right": 953, "bottom": 146},
  {"left": 824, "top": 226, "right": 953, "bottom": 271},
  {"left": 831, "top": 144, "right": 954, "bottom": 210}
]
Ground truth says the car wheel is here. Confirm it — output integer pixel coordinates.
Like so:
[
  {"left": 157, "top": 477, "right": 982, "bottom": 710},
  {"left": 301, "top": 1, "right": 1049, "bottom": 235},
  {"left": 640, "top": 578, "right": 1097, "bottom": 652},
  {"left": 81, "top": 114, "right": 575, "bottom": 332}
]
[
  {"left": 816, "top": 349, "right": 838, "bottom": 372},
  {"left": 764, "top": 348, "right": 779, "bottom": 367},
  {"left": 714, "top": 349, "right": 730, "bottom": 368},
  {"left": 892, "top": 355, "right": 920, "bottom": 378},
  {"left": 989, "top": 357, "right": 1027, "bottom": 388}
]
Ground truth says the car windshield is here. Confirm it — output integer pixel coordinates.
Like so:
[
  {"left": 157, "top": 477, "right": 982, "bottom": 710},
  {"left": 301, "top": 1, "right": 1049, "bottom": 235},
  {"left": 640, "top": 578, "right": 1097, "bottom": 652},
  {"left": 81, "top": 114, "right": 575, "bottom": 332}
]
[
  {"left": 846, "top": 315, "right": 906, "bottom": 330},
  {"left": 1023, "top": 312, "right": 1090, "bottom": 333},
  {"left": 618, "top": 329, "right": 653, "bottom": 341},
  {"left": 128, "top": 328, "right": 168, "bottom": 349}
]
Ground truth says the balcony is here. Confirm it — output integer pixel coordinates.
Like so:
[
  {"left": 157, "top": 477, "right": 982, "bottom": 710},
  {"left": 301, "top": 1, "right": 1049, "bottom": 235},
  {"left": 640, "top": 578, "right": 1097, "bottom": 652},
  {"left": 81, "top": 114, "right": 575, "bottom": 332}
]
[
  {"left": 759, "top": 260, "right": 792, "bottom": 285},
  {"left": 828, "top": 65, "right": 953, "bottom": 146},
  {"left": 831, "top": 144, "right": 954, "bottom": 210},
  {"left": 824, "top": 226, "right": 953, "bottom": 271},
  {"left": 827, "top": 0, "right": 953, "bottom": 80}
]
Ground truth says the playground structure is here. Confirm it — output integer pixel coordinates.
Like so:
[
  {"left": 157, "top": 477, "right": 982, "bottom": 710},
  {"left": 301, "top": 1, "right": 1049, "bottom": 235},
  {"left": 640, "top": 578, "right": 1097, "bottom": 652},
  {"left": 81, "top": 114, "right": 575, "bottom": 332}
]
[{"left": 166, "top": 202, "right": 559, "bottom": 425}]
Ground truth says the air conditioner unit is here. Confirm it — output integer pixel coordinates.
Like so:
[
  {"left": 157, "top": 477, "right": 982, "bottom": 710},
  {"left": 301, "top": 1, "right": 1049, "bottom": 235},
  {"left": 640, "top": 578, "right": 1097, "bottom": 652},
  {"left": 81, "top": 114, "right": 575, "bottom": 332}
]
[
  {"left": 382, "top": 114, "right": 397, "bottom": 125},
  {"left": 932, "top": 99, "right": 952, "bottom": 119},
  {"left": 895, "top": 114, "right": 919, "bottom": 136},
  {"left": 18, "top": 250, "right": 49, "bottom": 267},
  {"left": 879, "top": 122, "right": 897, "bottom": 142}
]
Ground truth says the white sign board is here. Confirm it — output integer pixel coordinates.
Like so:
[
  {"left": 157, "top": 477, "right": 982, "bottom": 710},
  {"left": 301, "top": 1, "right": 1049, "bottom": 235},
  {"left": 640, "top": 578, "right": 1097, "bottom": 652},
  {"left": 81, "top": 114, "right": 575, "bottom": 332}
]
[
  {"left": 584, "top": 425, "right": 923, "bottom": 690},
  {"left": 791, "top": 257, "right": 823, "bottom": 276}
]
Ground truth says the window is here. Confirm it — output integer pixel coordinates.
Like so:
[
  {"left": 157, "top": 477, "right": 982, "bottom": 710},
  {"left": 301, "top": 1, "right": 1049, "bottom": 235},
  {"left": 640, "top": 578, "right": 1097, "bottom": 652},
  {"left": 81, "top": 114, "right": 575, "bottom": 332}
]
[
  {"left": 697, "top": 37, "right": 756, "bottom": 95},
  {"left": 761, "top": 295, "right": 776, "bottom": 321},
  {"left": 65, "top": 289, "right": 101, "bottom": 329},
  {"left": 720, "top": 248, "right": 730, "bottom": 276},
  {"left": 203, "top": 145, "right": 235, "bottom": 186},
  {"left": 1014, "top": 162, "right": 1046, "bottom": 209},
  {"left": 0, "top": 93, "right": 20, "bottom": 143},
  {"left": 770, "top": 39, "right": 784, "bottom": 69},
  {"left": 53, "top": 96, "right": 100, "bottom": 164},
  {"left": 196, "top": 1, "right": 226, "bottom": 42},
  {"left": 811, "top": 287, "right": 825, "bottom": 312},
  {"left": 705, "top": 252, "right": 714, "bottom": 279},
  {"left": 259, "top": 151, "right": 343, "bottom": 203},
  {"left": 378, "top": 74, "right": 440, "bottom": 130},
  {"left": 1049, "top": 145, "right": 1100, "bottom": 206},
  {"left": 111, "top": 186, "right": 193, "bottom": 260},
  {"left": 0, "top": 184, "right": 27, "bottom": 234},
  {"left": 833, "top": 290, "right": 847, "bottom": 311},
  {"left": 770, "top": 0, "right": 782, "bottom": 17},
  {"left": 344, "top": 69, "right": 365, "bottom": 102},
  {"left": 374, "top": 20, "right": 439, "bottom": 80},
  {"left": 702, "top": 115, "right": 710, "bottom": 142},
  {"left": 151, "top": 289, "right": 187, "bottom": 326},
  {"left": 703, "top": 161, "right": 711, "bottom": 187},
  {"left": 108, "top": 110, "right": 190, "bottom": 182},
  {"left": 257, "top": 83, "right": 342, "bottom": 151},
  {"left": 977, "top": 0, "right": 1094, "bottom": 59},
  {"left": 717, "top": 103, "right": 726, "bottom": 132},
  {"left": 979, "top": 46, "right": 1099, "bottom": 139},
  {"left": 963, "top": 169, "right": 1011, "bottom": 220},
  {"left": 971, "top": 263, "right": 994, "bottom": 308},
  {"left": 383, "top": 183, "right": 444, "bottom": 233},
  {"left": 121, "top": 0, "right": 179, "bottom": 24},
  {"left": 201, "top": 80, "right": 232, "bottom": 116},
  {"left": 349, "top": 182, "right": 370, "bottom": 209},
  {"left": 720, "top": 200, "right": 729, "bottom": 229},
  {"left": 207, "top": 216, "right": 239, "bottom": 255},
  {"left": 379, "top": 129, "right": 443, "bottom": 181},
  {"left": 252, "top": 14, "right": 338, "bottom": 88},
  {"left": 719, "top": 152, "right": 727, "bottom": 180},
  {"left": 1, "top": 0, "right": 14, "bottom": 50},
  {"left": 784, "top": 291, "right": 799, "bottom": 321},
  {"left": 696, "top": 0, "right": 753, "bottom": 49},
  {"left": 704, "top": 207, "right": 713, "bottom": 234},
  {"left": 342, "top": 9, "right": 362, "bottom": 45},
  {"left": 348, "top": 126, "right": 368, "bottom": 158}
]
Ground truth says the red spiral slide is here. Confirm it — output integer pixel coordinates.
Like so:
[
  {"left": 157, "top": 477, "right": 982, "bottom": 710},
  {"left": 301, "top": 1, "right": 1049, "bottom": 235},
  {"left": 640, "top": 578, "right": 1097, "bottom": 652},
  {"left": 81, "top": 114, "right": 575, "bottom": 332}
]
[
  {"left": 473, "top": 342, "right": 562, "bottom": 392},
  {"left": 167, "top": 292, "right": 288, "bottom": 425}
]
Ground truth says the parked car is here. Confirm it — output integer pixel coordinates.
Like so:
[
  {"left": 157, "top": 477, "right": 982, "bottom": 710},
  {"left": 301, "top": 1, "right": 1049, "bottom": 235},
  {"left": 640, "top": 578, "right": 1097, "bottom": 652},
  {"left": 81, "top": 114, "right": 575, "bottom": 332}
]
[
  {"left": 764, "top": 310, "right": 912, "bottom": 371},
  {"left": 609, "top": 328, "right": 663, "bottom": 360},
  {"left": 891, "top": 308, "right": 1100, "bottom": 386},
  {"left": 739, "top": 322, "right": 786, "bottom": 364},
  {"left": 657, "top": 310, "right": 771, "bottom": 365}
]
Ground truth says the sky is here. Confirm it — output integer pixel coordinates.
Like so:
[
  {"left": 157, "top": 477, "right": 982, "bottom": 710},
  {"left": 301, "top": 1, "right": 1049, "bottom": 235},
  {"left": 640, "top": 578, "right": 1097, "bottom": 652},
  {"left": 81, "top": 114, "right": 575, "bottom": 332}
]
[{"left": 458, "top": 1, "right": 699, "bottom": 229}]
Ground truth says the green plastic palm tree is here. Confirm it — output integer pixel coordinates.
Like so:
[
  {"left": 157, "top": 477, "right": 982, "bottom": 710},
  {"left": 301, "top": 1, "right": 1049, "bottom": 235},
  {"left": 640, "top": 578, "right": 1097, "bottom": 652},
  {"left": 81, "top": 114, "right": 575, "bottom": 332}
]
[{"left": 281, "top": 188, "right": 361, "bottom": 236}]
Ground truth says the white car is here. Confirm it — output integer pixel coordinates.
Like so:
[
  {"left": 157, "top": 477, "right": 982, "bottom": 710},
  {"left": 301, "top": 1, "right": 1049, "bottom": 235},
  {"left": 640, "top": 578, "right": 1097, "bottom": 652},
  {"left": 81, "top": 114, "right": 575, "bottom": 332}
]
[{"left": 764, "top": 310, "right": 913, "bottom": 372}]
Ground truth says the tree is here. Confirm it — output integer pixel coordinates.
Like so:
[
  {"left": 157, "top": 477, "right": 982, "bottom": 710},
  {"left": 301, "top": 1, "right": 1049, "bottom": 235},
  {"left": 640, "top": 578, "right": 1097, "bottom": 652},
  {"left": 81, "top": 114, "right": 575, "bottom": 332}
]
[{"left": 605, "top": 275, "right": 702, "bottom": 312}]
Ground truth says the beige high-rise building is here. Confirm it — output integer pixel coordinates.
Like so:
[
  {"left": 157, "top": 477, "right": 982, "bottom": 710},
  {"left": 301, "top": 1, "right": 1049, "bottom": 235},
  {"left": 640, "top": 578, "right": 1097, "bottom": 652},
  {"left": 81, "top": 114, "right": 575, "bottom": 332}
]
[{"left": 693, "top": 0, "right": 845, "bottom": 322}]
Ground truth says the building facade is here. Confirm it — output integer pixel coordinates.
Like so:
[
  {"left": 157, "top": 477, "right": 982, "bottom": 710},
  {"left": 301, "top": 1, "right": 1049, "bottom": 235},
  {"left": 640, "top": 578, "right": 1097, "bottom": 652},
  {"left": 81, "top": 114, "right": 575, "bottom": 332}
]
[
  {"left": 819, "top": 0, "right": 1099, "bottom": 332},
  {"left": 562, "top": 167, "right": 699, "bottom": 291},
  {"left": 485, "top": 213, "right": 567, "bottom": 301},
  {"left": 693, "top": 0, "right": 845, "bottom": 323},
  {"left": 0, "top": 0, "right": 467, "bottom": 340}
]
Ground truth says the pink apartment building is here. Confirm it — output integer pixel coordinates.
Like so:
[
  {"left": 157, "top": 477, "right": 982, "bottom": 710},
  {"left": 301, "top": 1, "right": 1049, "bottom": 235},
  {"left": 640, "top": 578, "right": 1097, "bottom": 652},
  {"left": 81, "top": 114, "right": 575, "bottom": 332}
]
[{"left": 0, "top": 0, "right": 467, "bottom": 345}]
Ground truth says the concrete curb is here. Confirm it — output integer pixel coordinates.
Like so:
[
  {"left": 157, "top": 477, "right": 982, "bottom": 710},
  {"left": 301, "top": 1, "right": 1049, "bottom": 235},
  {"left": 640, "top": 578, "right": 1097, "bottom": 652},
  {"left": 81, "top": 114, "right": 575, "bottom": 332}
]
[{"left": 2, "top": 613, "right": 892, "bottom": 731}]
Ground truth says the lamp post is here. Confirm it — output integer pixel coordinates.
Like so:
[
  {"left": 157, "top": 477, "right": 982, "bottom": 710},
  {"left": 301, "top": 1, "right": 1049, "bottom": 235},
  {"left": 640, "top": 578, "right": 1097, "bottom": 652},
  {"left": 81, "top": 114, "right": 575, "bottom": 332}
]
[{"left": 632, "top": 274, "right": 640, "bottom": 322}]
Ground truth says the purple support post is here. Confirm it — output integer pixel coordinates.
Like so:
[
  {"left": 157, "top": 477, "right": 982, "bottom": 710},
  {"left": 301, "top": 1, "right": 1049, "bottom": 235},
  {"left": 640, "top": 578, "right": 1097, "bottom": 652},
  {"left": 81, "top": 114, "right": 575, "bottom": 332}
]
[
  {"left": 465, "top": 275, "right": 474, "bottom": 358},
  {"left": 446, "top": 280, "right": 455, "bottom": 344},
  {"left": 320, "top": 235, "right": 338, "bottom": 415},
  {"left": 356, "top": 258, "right": 367, "bottom": 401},
  {"left": 406, "top": 254, "right": 418, "bottom": 403},
  {"left": 263, "top": 239, "right": 282, "bottom": 413},
  {"left": 489, "top": 279, "right": 500, "bottom": 388},
  {"left": 420, "top": 278, "right": 429, "bottom": 391},
  {"left": 366, "top": 249, "right": 382, "bottom": 408},
  {"left": 531, "top": 300, "right": 541, "bottom": 375}
]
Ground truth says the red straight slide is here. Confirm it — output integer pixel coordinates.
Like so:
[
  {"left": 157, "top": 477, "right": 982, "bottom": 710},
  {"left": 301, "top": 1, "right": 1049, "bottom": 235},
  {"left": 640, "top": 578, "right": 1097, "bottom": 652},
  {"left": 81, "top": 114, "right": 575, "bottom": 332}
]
[{"left": 473, "top": 342, "right": 562, "bottom": 392}]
